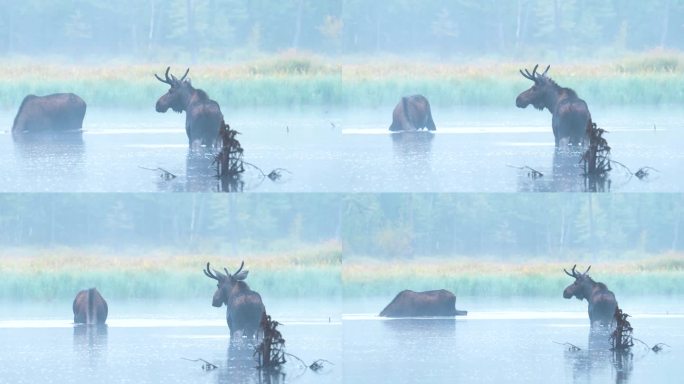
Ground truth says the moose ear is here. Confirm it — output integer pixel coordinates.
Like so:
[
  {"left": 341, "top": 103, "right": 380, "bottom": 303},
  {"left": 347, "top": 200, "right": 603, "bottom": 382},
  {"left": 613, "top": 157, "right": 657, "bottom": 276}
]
[{"left": 234, "top": 270, "right": 249, "bottom": 281}]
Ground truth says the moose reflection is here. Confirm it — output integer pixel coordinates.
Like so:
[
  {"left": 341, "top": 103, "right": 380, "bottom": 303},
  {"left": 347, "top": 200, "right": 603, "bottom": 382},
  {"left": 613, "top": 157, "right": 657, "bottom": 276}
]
[
  {"left": 389, "top": 95, "right": 436, "bottom": 131},
  {"left": 73, "top": 288, "right": 108, "bottom": 325},
  {"left": 563, "top": 265, "right": 617, "bottom": 327},
  {"left": 12, "top": 93, "right": 86, "bottom": 138},
  {"left": 516, "top": 65, "right": 591, "bottom": 147},
  {"left": 379, "top": 289, "right": 467, "bottom": 317},
  {"left": 204, "top": 261, "right": 266, "bottom": 339},
  {"left": 155, "top": 67, "right": 223, "bottom": 149}
]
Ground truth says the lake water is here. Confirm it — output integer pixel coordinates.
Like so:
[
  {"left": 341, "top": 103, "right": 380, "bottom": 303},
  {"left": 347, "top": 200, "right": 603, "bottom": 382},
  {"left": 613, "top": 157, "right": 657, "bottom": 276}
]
[
  {"left": 343, "top": 297, "right": 684, "bottom": 384},
  {"left": 1, "top": 297, "right": 680, "bottom": 383},
  {"left": 0, "top": 300, "right": 341, "bottom": 384},
  {"left": 0, "top": 107, "right": 681, "bottom": 192}
]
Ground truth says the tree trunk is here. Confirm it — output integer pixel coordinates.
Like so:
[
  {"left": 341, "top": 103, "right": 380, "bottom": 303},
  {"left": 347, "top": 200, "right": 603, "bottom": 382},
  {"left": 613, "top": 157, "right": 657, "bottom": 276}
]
[
  {"left": 186, "top": 0, "right": 197, "bottom": 63},
  {"left": 660, "top": 0, "right": 671, "bottom": 48},
  {"left": 292, "top": 0, "right": 304, "bottom": 50}
]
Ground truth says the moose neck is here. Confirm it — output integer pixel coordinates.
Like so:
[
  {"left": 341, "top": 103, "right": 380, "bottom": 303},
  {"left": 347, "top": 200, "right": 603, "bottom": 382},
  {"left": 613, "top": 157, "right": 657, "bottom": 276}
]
[
  {"left": 578, "top": 278, "right": 597, "bottom": 300},
  {"left": 541, "top": 83, "right": 564, "bottom": 114}
]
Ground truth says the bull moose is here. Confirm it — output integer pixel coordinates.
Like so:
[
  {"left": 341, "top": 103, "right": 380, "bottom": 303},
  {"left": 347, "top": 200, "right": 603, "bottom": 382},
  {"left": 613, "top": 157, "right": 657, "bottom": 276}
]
[
  {"left": 379, "top": 289, "right": 467, "bottom": 317},
  {"left": 563, "top": 265, "right": 617, "bottom": 327},
  {"left": 73, "top": 288, "right": 108, "bottom": 325},
  {"left": 389, "top": 95, "right": 436, "bottom": 131},
  {"left": 155, "top": 67, "right": 223, "bottom": 148},
  {"left": 204, "top": 261, "right": 265, "bottom": 339},
  {"left": 12, "top": 93, "right": 86, "bottom": 137},
  {"left": 516, "top": 65, "right": 591, "bottom": 147}
]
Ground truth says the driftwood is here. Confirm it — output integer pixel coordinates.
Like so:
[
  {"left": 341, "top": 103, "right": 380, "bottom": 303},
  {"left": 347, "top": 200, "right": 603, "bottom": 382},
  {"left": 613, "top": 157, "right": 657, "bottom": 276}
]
[
  {"left": 508, "top": 164, "right": 544, "bottom": 179},
  {"left": 611, "top": 307, "right": 634, "bottom": 352},
  {"left": 553, "top": 341, "right": 581, "bottom": 351},
  {"left": 181, "top": 357, "right": 218, "bottom": 371},
  {"left": 254, "top": 313, "right": 287, "bottom": 371},
  {"left": 139, "top": 166, "right": 177, "bottom": 180}
]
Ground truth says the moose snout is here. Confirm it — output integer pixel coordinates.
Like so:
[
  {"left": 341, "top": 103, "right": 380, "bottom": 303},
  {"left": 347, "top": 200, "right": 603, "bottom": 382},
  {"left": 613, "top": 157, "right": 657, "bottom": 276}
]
[
  {"left": 515, "top": 95, "right": 528, "bottom": 108},
  {"left": 563, "top": 288, "right": 573, "bottom": 299},
  {"left": 155, "top": 100, "right": 169, "bottom": 113}
]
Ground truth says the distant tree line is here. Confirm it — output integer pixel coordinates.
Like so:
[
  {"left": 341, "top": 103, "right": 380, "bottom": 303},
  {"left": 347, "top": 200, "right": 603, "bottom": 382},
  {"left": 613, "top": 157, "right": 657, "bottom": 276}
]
[
  {"left": 341, "top": 194, "right": 684, "bottom": 257},
  {"left": 0, "top": 0, "right": 682, "bottom": 60},
  {"left": 1, "top": 194, "right": 679, "bottom": 258},
  {"left": 0, "top": 194, "right": 342, "bottom": 251}
]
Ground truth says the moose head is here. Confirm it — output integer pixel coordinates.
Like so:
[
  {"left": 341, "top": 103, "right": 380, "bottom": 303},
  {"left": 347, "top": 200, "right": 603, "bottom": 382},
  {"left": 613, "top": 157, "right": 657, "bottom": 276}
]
[
  {"left": 515, "top": 64, "right": 553, "bottom": 111},
  {"left": 563, "top": 264, "right": 592, "bottom": 300},
  {"left": 154, "top": 66, "right": 192, "bottom": 113},
  {"left": 203, "top": 261, "right": 250, "bottom": 308}
]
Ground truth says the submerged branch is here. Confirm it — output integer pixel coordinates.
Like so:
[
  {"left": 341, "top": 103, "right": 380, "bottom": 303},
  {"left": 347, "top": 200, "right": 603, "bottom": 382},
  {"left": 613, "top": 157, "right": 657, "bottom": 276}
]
[
  {"left": 181, "top": 357, "right": 218, "bottom": 371},
  {"left": 139, "top": 166, "right": 177, "bottom": 180}
]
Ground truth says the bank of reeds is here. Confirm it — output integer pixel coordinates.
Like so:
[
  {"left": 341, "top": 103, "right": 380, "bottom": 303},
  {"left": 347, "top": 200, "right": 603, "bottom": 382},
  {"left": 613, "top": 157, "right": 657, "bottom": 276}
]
[
  {"left": 0, "top": 242, "right": 341, "bottom": 301},
  {"left": 0, "top": 52, "right": 682, "bottom": 109},
  {"left": 343, "top": 253, "right": 684, "bottom": 298}
]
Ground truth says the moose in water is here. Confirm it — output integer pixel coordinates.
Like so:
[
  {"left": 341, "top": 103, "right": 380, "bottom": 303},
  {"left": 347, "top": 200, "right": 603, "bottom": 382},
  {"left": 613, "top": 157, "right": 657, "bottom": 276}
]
[
  {"left": 563, "top": 265, "right": 618, "bottom": 327},
  {"left": 516, "top": 65, "right": 591, "bottom": 147},
  {"left": 379, "top": 289, "right": 467, "bottom": 317},
  {"left": 73, "top": 288, "right": 108, "bottom": 325},
  {"left": 389, "top": 94, "right": 436, "bottom": 132},
  {"left": 12, "top": 93, "right": 86, "bottom": 137},
  {"left": 155, "top": 67, "right": 223, "bottom": 149},
  {"left": 204, "top": 261, "right": 266, "bottom": 339}
]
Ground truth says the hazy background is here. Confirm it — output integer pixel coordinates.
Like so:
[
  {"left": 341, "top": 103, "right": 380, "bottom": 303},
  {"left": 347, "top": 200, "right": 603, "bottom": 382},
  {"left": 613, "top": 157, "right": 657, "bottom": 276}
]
[{"left": 1, "top": 0, "right": 683, "bottom": 61}]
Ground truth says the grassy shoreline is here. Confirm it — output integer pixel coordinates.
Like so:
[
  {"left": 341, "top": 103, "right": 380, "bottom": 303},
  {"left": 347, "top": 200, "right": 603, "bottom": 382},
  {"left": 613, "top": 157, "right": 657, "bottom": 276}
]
[
  {"left": 343, "top": 254, "right": 684, "bottom": 298},
  {"left": 0, "top": 243, "right": 341, "bottom": 301},
  {"left": 0, "top": 53, "right": 682, "bottom": 109}
]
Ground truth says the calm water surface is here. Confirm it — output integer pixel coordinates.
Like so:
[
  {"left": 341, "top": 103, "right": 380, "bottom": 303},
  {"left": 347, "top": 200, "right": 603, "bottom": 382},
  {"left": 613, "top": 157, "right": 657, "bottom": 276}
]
[
  {"left": 0, "top": 300, "right": 341, "bottom": 384},
  {"left": 343, "top": 297, "right": 684, "bottom": 384},
  {"left": 0, "top": 107, "right": 681, "bottom": 192}
]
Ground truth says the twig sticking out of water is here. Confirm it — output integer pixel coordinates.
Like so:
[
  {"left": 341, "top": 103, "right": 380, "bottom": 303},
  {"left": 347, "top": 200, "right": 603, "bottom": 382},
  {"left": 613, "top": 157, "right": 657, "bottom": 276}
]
[
  {"left": 553, "top": 341, "right": 582, "bottom": 351},
  {"left": 507, "top": 164, "right": 543, "bottom": 178},
  {"left": 139, "top": 166, "right": 177, "bottom": 180},
  {"left": 254, "top": 313, "right": 287, "bottom": 371},
  {"left": 611, "top": 161, "right": 660, "bottom": 181},
  {"left": 650, "top": 343, "right": 671, "bottom": 353},
  {"left": 181, "top": 357, "right": 218, "bottom": 371},
  {"left": 611, "top": 307, "right": 634, "bottom": 352}
]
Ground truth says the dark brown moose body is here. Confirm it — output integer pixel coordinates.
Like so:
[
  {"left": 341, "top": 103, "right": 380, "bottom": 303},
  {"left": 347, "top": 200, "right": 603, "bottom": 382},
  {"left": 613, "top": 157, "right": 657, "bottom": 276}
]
[
  {"left": 389, "top": 95, "right": 436, "bottom": 131},
  {"left": 155, "top": 67, "right": 223, "bottom": 148},
  {"left": 73, "top": 288, "right": 108, "bottom": 325},
  {"left": 563, "top": 265, "right": 617, "bottom": 327},
  {"left": 516, "top": 65, "right": 591, "bottom": 147},
  {"left": 204, "top": 262, "right": 265, "bottom": 339},
  {"left": 379, "top": 289, "right": 467, "bottom": 317},
  {"left": 12, "top": 93, "right": 86, "bottom": 136}
]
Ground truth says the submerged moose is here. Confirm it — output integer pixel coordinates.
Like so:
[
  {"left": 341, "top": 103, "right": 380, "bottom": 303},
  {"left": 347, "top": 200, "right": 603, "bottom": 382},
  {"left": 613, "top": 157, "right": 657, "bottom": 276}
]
[
  {"left": 380, "top": 289, "right": 467, "bottom": 317},
  {"left": 73, "top": 287, "right": 108, "bottom": 325},
  {"left": 12, "top": 93, "right": 86, "bottom": 137},
  {"left": 204, "top": 261, "right": 266, "bottom": 339},
  {"left": 563, "top": 264, "right": 618, "bottom": 327},
  {"left": 389, "top": 94, "right": 436, "bottom": 132}
]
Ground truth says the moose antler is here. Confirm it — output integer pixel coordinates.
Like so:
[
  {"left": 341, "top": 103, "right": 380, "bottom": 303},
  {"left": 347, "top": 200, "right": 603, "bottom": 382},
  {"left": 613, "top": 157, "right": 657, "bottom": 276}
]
[
  {"left": 155, "top": 66, "right": 173, "bottom": 85},
  {"left": 154, "top": 67, "right": 190, "bottom": 85},
  {"left": 204, "top": 262, "right": 227, "bottom": 280},
  {"left": 583, "top": 265, "right": 591, "bottom": 275},
  {"left": 564, "top": 264, "right": 578, "bottom": 278},
  {"left": 223, "top": 260, "right": 245, "bottom": 278},
  {"left": 519, "top": 64, "right": 551, "bottom": 82}
]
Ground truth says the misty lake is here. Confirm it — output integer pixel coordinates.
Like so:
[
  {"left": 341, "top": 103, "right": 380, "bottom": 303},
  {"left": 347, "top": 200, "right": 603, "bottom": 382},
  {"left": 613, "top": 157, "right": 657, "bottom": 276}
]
[
  {"left": 0, "top": 107, "right": 682, "bottom": 192},
  {"left": 0, "top": 299, "right": 341, "bottom": 384},
  {"left": 343, "top": 297, "right": 684, "bottom": 384}
]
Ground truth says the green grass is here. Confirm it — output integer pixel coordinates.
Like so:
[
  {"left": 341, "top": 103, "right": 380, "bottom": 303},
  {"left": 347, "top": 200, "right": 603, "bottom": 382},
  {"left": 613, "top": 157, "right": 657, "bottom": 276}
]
[
  {"left": 0, "top": 242, "right": 341, "bottom": 301},
  {"left": 0, "top": 52, "right": 682, "bottom": 109},
  {"left": 343, "top": 254, "right": 684, "bottom": 298}
]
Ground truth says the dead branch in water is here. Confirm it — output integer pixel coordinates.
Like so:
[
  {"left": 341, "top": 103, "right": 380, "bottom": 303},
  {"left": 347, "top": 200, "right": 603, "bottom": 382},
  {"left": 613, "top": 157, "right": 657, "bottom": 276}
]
[
  {"left": 507, "top": 164, "right": 544, "bottom": 178},
  {"left": 254, "top": 313, "right": 287, "bottom": 371},
  {"left": 214, "top": 120, "right": 245, "bottom": 180},
  {"left": 611, "top": 307, "right": 634, "bottom": 352},
  {"left": 181, "top": 357, "right": 218, "bottom": 371},
  {"left": 553, "top": 341, "right": 582, "bottom": 351},
  {"left": 139, "top": 166, "right": 177, "bottom": 180}
]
